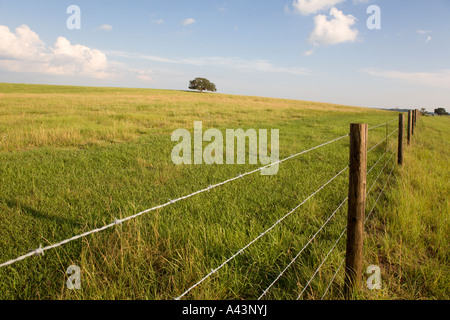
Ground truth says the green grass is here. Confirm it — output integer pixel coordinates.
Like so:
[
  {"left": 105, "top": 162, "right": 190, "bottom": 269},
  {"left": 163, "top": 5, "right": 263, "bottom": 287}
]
[
  {"left": 360, "top": 115, "right": 450, "bottom": 300},
  {"left": 0, "top": 83, "right": 447, "bottom": 300}
]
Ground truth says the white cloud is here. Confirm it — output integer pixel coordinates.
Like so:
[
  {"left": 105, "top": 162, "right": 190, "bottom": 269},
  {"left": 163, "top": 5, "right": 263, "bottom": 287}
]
[
  {"left": 0, "top": 24, "right": 309, "bottom": 84},
  {"left": 425, "top": 35, "right": 432, "bottom": 43},
  {"left": 49, "top": 36, "right": 109, "bottom": 77},
  {"left": 0, "top": 24, "right": 46, "bottom": 60},
  {"left": 308, "top": 8, "right": 358, "bottom": 46},
  {"left": 363, "top": 68, "right": 450, "bottom": 89},
  {"left": 303, "top": 49, "right": 315, "bottom": 56},
  {"left": 416, "top": 30, "right": 430, "bottom": 35},
  {"left": 181, "top": 18, "right": 196, "bottom": 26},
  {"left": 0, "top": 24, "right": 118, "bottom": 79},
  {"left": 99, "top": 24, "right": 113, "bottom": 31},
  {"left": 292, "top": 0, "right": 345, "bottom": 15}
]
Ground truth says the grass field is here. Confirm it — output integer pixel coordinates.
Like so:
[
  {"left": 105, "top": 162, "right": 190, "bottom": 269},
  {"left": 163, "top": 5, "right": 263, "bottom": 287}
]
[
  {"left": 362, "top": 115, "right": 449, "bottom": 300},
  {"left": 0, "top": 83, "right": 448, "bottom": 299}
]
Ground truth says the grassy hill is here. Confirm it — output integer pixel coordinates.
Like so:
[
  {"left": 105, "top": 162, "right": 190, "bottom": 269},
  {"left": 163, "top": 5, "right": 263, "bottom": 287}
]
[{"left": 0, "top": 83, "right": 447, "bottom": 299}]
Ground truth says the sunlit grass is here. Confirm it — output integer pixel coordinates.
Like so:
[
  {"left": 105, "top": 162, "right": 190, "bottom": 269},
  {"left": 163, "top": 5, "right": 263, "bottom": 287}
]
[
  {"left": 1, "top": 83, "right": 445, "bottom": 300},
  {"left": 360, "top": 116, "right": 450, "bottom": 300},
  {"left": 0, "top": 83, "right": 371, "bottom": 151}
]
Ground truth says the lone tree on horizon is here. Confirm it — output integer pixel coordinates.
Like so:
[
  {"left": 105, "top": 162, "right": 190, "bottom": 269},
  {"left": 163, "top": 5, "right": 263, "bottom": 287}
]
[{"left": 189, "top": 77, "right": 217, "bottom": 93}]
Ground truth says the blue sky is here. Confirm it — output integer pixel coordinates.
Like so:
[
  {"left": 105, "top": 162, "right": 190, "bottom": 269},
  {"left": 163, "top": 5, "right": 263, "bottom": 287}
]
[{"left": 0, "top": 0, "right": 449, "bottom": 111}]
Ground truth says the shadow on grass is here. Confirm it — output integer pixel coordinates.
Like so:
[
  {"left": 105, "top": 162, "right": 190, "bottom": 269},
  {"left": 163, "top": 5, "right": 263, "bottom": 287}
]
[{"left": 4, "top": 199, "right": 87, "bottom": 231}]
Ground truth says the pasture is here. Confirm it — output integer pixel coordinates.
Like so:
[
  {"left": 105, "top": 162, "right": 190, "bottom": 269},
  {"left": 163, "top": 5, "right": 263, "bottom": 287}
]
[{"left": 0, "top": 83, "right": 447, "bottom": 299}]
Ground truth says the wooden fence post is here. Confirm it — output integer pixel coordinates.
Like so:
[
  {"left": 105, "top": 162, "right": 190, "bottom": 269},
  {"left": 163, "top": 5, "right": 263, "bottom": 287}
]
[
  {"left": 398, "top": 114, "right": 404, "bottom": 165},
  {"left": 407, "top": 111, "right": 412, "bottom": 145},
  {"left": 412, "top": 110, "right": 415, "bottom": 135},
  {"left": 345, "top": 123, "right": 368, "bottom": 299}
]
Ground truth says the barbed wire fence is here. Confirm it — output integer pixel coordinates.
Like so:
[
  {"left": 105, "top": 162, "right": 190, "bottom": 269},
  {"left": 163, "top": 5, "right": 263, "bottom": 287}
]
[{"left": 0, "top": 110, "right": 421, "bottom": 299}]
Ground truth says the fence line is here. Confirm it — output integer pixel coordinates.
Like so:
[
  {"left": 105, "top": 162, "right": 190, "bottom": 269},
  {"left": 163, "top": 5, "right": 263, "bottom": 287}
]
[
  {"left": 297, "top": 226, "right": 347, "bottom": 300},
  {"left": 367, "top": 139, "right": 396, "bottom": 175},
  {"left": 1, "top": 114, "right": 414, "bottom": 300},
  {"left": 175, "top": 165, "right": 349, "bottom": 300},
  {"left": 257, "top": 195, "right": 348, "bottom": 300},
  {"left": 320, "top": 154, "right": 397, "bottom": 299},
  {"left": 368, "top": 128, "right": 398, "bottom": 153},
  {"left": 368, "top": 119, "right": 397, "bottom": 131},
  {"left": 321, "top": 256, "right": 345, "bottom": 299},
  {"left": 0, "top": 133, "right": 350, "bottom": 269},
  {"left": 260, "top": 149, "right": 396, "bottom": 300},
  {"left": 366, "top": 158, "right": 396, "bottom": 223},
  {"left": 177, "top": 119, "right": 401, "bottom": 300},
  {"left": 367, "top": 151, "right": 395, "bottom": 197}
]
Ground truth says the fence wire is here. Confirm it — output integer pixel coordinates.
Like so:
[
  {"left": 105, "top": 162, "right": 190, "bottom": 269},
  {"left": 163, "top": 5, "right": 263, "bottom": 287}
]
[
  {"left": 258, "top": 196, "right": 348, "bottom": 300},
  {"left": 0, "top": 134, "right": 350, "bottom": 269},
  {"left": 368, "top": 127, "right": 398, "bottom": 153},
  {"left": 367, "top": 139, "right": 396, "bottom": 175},
  {"left": 297, "top": 226, "right": 347, "bottom": 300},
  {"left": 1, "top": 118, "right": 401, "bottom": 301},
  {"left": 320, "top": 155, "right": 397, "bottom": 299},
  {"left": 368, "top": 119, "right": 397, "bottom": 131},
  {"left": 175, "top": 165, "right": 349, "bottom": 300},
  {"left": 262, "top": 132, "right": 397, "bottom": 300}
]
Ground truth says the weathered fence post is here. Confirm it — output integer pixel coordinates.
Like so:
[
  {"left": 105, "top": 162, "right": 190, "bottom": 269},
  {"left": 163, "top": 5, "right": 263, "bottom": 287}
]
[
  {"left": 345, "top": 123, "right": 368, "bottom": 299},
  {"left": 412, "top": 110, "right": 415, "bottom": 135},
  {"left": 407, "top": 111, "right": 412, "bottom": 145},
  {"left": 398, "top": 114, "right": 404, "bottom": 165}
]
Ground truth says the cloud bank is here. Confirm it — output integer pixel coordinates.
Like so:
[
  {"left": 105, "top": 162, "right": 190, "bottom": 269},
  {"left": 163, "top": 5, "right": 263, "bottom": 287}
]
[
  {"left": 0, "top": 24, "right": 110, "bottom": 78},
  {"left": 0, "top": 24, "right": 154, "bottom": 82}
]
